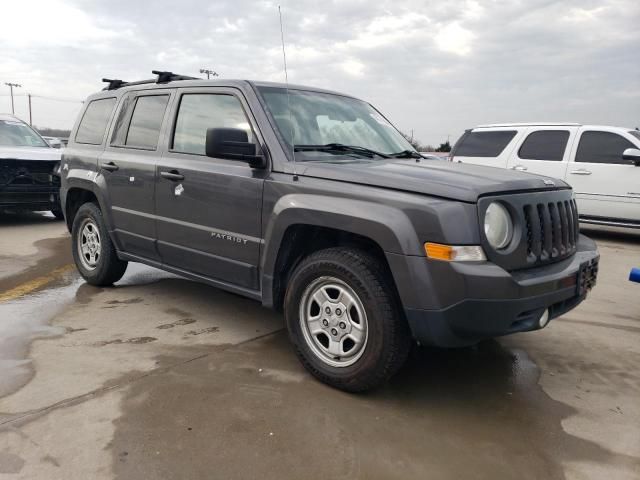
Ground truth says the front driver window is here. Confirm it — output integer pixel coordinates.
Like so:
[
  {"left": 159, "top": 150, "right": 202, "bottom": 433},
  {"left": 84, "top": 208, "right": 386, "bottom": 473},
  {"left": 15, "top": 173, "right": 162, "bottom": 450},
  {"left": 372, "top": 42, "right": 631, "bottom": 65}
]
[
  {"left": 172, "top": 94, "right": 253, "bottom": 156},
  {"left": 576, "top": 131, "right": 636, "bottom": 165}
]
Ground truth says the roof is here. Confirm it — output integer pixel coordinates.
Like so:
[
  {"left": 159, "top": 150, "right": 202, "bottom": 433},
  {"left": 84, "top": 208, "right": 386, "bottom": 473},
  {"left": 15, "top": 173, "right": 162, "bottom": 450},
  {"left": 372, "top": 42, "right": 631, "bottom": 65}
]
[
  {"left": 475, "top": 122, "right": 636, "bottom": 131},
  {"left": 476, "top": 122, "right": 581, "bottom": 128},
  {"left": 88, "top": 76, "right": 358, "bottom": 102}
]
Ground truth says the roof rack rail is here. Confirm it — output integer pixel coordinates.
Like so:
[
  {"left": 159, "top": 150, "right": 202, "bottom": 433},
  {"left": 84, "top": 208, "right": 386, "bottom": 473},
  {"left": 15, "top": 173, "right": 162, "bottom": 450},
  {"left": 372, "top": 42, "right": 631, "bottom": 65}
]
[{"left": 102, "top": 70, "right": 201, "bottom": 91}]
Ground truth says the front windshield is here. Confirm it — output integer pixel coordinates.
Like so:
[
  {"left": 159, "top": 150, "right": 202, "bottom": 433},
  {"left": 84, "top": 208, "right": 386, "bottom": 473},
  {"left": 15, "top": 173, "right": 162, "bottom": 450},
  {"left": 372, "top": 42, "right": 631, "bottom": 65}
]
[
  {"left": 257, "top": 87, "right": 416, "bottom": 161},
  {"left": 0, "top": 119, "right": 48, "bottom": 147}
]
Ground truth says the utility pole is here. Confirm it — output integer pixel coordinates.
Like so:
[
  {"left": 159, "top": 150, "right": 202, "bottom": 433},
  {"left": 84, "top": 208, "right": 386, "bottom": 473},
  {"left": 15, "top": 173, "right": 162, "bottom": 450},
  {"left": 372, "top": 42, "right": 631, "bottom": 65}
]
[
  {"left": 199, "top": 68, "right": 218, "bottom": 79},
  {"left": 28, "top": 94, "right": 32, "bottom": 125},
  {"left": 4, "top": 82, "right": 21, "bottom": 115}
]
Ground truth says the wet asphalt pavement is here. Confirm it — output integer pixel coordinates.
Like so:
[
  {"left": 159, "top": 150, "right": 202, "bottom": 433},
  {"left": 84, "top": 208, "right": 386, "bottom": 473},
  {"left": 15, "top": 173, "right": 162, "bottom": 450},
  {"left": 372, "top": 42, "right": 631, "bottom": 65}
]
[{"left": 0, "top": 211, "right": 639, "bottom": 479}]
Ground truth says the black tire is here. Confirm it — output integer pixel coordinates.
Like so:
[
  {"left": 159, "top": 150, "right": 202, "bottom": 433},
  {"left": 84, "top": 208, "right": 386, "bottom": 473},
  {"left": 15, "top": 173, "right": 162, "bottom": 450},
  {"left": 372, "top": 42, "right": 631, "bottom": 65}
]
[
  {"left": 284, "top": 247, "right": 412, "bottom": 392},
  {"left": 51, "top": 204, "right": 64, "bottom": 220},
  {"left": 71, "top": 202, "right": 128, "bottom": 286}
]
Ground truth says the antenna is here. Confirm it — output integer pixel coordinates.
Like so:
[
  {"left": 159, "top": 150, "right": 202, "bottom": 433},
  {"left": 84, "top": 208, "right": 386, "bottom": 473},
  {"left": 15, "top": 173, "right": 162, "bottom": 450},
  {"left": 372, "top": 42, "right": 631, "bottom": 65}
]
[{"left": 278, "top": 5, "right": 298, "bottom": 180}]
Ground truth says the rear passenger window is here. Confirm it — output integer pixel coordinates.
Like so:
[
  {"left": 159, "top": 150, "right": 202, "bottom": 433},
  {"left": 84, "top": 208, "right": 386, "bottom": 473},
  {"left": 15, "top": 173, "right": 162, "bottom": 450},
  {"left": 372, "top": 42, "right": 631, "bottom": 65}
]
[
  {"left": 576, "top": 131, "right": 636, "bottom": 165},
  {"left": 124, "top": 95, "right": 170, "bottom": 149},
  {"left": 75, "top": 98, "right": 117, "bottom": 145},
  {"left": 172, "top": 94, "right": 253, "bottom": 155},
  {"left": 453, "top": 131, "right": 517, "bottom": 157},
  {"left": 518, "top": 130, "right": 569, "bottom": 161}
]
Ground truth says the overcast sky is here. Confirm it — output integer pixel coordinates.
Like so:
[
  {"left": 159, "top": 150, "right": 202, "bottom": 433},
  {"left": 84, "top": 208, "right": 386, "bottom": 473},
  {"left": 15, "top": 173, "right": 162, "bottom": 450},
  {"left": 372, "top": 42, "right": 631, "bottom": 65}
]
[{"left": 1, "top": 0, "right": 638, "bottom": 146}]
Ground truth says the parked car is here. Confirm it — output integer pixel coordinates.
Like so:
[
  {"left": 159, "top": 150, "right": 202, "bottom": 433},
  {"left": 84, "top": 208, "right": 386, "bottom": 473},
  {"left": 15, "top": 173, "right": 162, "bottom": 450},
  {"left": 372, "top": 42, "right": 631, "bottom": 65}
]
[
  {"left": 450, "top": 123, "right": 640, "bottom": 229},
  {"left": 60, "top": 72, "right": 599, "bottom": 391},
  {"left": 0, "top": 114, "right": 63, "bottom": 219}
]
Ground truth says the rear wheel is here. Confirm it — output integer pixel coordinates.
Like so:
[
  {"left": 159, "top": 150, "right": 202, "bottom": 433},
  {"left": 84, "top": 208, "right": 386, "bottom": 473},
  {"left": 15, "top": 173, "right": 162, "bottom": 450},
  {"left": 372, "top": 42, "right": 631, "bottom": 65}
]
[
  {"left": 71, "top": 202, "right": 127, "bottom": 286},
  {"left": 284, "top": 247, "right": 411, "bottom": 392}
]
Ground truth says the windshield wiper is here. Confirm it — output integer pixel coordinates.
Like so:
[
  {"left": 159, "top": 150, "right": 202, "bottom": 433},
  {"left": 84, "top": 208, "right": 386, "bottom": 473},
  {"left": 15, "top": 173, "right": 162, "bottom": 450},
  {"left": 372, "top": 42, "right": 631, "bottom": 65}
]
[
  {"left": 389, "top": 149, "right": 423, "bottom": 159},
  {"left": 294, "top": 143, "right": 390, "bottom": 159}
]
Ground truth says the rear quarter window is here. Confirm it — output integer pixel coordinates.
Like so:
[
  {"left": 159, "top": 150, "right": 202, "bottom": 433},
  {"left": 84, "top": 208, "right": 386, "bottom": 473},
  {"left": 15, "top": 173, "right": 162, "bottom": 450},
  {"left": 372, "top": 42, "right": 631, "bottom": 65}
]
[
  {"left": 453, "top": 130, "right": 517, "bottom": 157},
  {"left": 75, "top": 98, "right": 117, "bottom": 145}
]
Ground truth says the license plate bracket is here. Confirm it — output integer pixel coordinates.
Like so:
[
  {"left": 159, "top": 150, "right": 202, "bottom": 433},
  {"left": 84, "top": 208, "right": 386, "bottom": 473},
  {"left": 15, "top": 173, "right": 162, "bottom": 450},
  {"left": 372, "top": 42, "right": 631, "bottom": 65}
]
[{"left": 577, "top": 259, "right": 598, "bottom": 296}]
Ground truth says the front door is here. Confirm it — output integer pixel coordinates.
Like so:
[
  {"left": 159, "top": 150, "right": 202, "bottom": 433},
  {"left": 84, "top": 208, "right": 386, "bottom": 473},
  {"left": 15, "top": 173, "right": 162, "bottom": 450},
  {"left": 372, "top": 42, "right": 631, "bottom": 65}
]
[
  {"left": 100, "top": 90, "right": 173, "bottom": 261},
  {"left": 155, "top": 87, "right": 266, "bottom": 290},
  {"left": 565, "top": 128, "right": 640, "bottom": 223}
]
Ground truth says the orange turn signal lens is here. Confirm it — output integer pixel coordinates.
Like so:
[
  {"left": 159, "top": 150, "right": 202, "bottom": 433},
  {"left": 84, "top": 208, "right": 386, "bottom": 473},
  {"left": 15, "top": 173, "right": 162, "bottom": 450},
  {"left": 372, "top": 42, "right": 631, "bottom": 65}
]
[
  {"left": 424, "top": 242, "right": 454, "bottom": 261},
  {"left": 424, "top": 243, "right": 487, "bottom": 262}
]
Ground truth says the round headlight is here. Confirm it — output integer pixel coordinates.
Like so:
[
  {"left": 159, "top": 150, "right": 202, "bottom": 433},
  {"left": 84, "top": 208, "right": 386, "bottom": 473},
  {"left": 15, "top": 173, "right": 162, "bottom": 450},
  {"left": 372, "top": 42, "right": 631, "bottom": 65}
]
[{"left": 484, "top": 202, "right": 513, "bottom": 250}]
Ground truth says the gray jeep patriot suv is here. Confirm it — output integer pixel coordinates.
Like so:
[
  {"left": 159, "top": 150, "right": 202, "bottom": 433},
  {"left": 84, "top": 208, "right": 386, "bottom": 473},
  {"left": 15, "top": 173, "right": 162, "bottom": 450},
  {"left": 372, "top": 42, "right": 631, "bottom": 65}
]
[{"left": 60, "top": 71, "right": 599, "bottom": 392}]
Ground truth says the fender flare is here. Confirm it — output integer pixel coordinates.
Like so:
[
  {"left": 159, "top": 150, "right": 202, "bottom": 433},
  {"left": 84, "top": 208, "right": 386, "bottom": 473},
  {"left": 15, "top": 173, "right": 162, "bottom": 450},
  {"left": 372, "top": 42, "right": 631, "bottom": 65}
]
[
  {"left": 260, "top": 193, "right": 422, "bottom": 306},
  {"left": 63, "top": 172, "right": 115, "bottom": 233}
]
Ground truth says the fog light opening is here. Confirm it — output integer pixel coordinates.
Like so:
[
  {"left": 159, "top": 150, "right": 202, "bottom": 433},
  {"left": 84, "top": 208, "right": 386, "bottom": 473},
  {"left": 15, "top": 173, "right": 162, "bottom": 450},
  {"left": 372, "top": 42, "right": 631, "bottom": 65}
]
[{"left": 538, "top": 309, "right": 550, "bottom": 328}]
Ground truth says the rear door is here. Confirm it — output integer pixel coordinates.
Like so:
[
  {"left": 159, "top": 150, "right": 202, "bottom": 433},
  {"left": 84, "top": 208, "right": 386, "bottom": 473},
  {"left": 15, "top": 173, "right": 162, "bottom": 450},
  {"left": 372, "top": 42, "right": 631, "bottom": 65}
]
[
  {"left": 565, "top": 128, "right": 640, "bottom": 223},
  {"left": 506, "top": 126, "right": 577, "bottom": 180},
  {"left": 450, "top": 128, "right": 523, "bottom": 168},
  {"left": 100, "top": 90, "right": 173, "bottom": 261},
  {"left": 154, "top": 87, "right": 266, "bottom": 290}
]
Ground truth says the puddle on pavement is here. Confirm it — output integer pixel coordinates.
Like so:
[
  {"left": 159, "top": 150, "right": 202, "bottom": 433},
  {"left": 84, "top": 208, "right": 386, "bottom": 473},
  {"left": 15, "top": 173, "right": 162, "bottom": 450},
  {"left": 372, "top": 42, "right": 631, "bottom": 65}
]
[
  {"left": 0, "top": 271, "right": 84, "bottom": 397},
  {"left": 110, "top": 333, "right": 637, "bottom": 480},
  {"left": 0, "top": 262, "right": 175, "bottom": 399},
  {"left": 0, "top": 235, "right": 72, "bottom": 289}
]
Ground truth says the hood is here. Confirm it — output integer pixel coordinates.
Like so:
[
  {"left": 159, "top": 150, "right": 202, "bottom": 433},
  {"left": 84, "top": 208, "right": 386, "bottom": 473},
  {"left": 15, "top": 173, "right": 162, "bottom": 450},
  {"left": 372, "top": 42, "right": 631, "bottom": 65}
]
[
  {"left": 296, "top": 158, "right": 569, "bottom": 203},
  {"left": 0, "top": 145, "right": 61, "bottom": 162}
]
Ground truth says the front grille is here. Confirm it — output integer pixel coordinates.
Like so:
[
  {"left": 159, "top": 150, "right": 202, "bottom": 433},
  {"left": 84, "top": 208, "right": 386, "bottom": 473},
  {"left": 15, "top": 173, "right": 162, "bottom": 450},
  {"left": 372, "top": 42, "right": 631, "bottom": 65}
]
[
  {"left": 523, "top": 199, "right": 579, "bottom": 264},
  {"left": 478, "top": 189, "right": 578, "bottom": 271},
  {"left": 0, "top": 160, "right": 59, "bottom": 188}
]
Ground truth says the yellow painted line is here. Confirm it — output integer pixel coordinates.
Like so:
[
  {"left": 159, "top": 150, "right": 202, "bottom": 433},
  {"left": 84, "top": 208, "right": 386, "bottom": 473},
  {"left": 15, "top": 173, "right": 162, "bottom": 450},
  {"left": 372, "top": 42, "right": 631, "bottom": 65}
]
[{"left": 0, "top": 264, "right": 76, "bottom": 303}]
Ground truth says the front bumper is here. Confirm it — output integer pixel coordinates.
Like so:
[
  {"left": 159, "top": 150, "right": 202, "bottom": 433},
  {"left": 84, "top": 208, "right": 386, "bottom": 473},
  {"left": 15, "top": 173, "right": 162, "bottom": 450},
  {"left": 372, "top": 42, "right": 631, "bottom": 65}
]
[
  {"left": 0, "top": 187, "right": 60, "bottom": 210},
  {"left": 402, "top": 234, "right": 599, "bottom": 347}
]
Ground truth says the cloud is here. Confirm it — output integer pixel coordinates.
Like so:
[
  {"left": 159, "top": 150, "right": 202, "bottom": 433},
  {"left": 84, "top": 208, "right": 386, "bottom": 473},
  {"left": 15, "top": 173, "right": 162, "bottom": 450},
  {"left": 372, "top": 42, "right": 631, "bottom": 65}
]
[
  {"left": 434, "top": 22, "right": 474, "bottom": 56},
  {"left": 341, "top": 59, "right": 365, "bottom": 77},
  {"left": 1, "top": 0, "right": 638, "bottom": 144},
  {"left": 0, "top": 0, "right": 130, "bottom": 49}
]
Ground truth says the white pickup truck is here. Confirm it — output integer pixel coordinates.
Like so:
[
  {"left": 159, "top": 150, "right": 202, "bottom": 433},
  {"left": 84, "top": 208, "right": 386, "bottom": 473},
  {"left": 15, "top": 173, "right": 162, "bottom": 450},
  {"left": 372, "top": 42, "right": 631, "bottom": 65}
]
[{"left": 450, "top": 123, "right": 640, "bottom": 229}]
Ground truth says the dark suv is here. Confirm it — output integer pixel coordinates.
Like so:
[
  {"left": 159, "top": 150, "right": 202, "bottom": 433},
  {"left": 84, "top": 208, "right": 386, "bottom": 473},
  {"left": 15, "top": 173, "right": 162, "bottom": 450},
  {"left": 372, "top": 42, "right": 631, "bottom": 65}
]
[{"left": 60, "top": 72, "right": 599, "bottom": 391}]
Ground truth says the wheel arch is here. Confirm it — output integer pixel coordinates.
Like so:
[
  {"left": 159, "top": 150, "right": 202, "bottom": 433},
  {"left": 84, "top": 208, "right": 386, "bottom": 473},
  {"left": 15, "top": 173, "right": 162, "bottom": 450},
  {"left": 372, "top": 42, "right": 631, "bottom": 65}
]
[
  {"left": 261, "top": 195, "right": 419, "bottom": 311},
  {"left": 62, "top": 173, "right": 113, "bottom": 232}
]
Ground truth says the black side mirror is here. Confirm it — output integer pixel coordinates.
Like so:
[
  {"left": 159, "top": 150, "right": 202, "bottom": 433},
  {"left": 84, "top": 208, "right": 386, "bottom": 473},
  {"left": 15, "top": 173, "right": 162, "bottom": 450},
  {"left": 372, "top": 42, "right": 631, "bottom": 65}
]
[
  {"left": 622, "top": 148, "right": 640, "bottom": 167},
  {"left": 205, "top": 128, "right": 265, "bottom": 168}
]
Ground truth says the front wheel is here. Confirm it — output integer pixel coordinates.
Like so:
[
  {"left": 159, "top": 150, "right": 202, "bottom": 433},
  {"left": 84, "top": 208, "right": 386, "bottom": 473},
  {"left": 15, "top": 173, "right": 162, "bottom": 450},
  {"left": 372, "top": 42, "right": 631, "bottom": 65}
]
[
  {"left": 71, "top": 202, "right": 128, "bottom": 286},
  {"left": 284, "top": 247, "right": 412, "bottom": 392}
]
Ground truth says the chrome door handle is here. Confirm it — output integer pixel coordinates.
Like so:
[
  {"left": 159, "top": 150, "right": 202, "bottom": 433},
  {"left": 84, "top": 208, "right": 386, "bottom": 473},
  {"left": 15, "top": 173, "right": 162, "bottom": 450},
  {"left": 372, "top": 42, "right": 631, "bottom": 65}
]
[
  {"left": 511, "top": 165, "right": 528, "bottom": 171},
  {"left": 570, "top": 169, "right": 592, "bottom": 175}
]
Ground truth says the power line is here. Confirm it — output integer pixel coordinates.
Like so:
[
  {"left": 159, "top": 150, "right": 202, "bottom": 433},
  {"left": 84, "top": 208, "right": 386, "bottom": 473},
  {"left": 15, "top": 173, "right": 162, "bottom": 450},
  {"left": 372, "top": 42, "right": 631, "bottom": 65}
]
[{"left": 0, "top": 93, "right": 83, "bottom": 103}]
